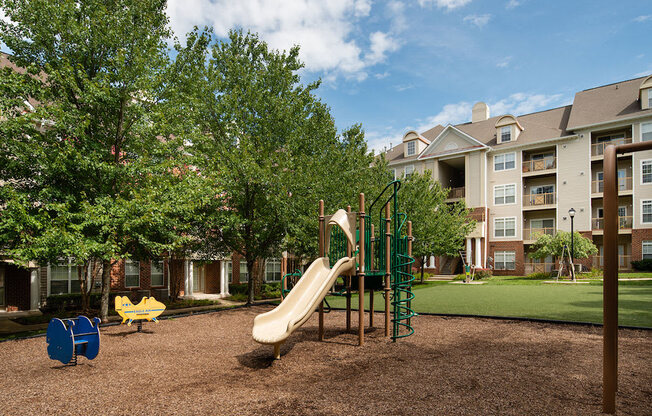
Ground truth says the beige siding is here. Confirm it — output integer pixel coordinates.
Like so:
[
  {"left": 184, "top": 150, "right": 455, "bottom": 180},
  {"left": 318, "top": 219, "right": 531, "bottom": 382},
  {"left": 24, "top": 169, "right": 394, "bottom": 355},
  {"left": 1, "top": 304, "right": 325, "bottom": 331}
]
[
  {"left": 633, "top": 117, "right": 652, "bottom": 228},
  {"left": 557, "top": 137, "right": 591, "bottom": 232}
]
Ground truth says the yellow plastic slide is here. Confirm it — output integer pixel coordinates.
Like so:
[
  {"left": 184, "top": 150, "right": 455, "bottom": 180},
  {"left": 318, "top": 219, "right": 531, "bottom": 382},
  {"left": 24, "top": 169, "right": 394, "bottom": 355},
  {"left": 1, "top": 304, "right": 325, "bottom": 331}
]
[{"left": 252, "top": 255, "right": 355, "bottom": 358}]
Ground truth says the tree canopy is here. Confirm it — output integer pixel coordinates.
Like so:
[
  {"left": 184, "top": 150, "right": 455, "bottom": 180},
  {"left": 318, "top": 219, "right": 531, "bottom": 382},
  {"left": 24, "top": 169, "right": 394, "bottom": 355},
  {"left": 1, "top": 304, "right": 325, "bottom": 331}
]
[
  {"left": 0, "top": 0, "right": 194, "bottom": 317},
  {"left": 529, "top": 231, "right": 598, "bottom": 260}
]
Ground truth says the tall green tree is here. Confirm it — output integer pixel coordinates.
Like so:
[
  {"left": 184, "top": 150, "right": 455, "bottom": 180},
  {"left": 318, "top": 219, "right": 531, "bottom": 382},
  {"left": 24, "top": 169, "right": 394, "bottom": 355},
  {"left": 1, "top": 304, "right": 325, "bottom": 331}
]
[
  {"left": 398, "top": 171, "right": 475, "bottom": 282},
  {"left": 0, "top": 0, "right": 193, "bottom": 319},
  {"left": 189, "top": 30, "right": 386, "bottom": 303}
]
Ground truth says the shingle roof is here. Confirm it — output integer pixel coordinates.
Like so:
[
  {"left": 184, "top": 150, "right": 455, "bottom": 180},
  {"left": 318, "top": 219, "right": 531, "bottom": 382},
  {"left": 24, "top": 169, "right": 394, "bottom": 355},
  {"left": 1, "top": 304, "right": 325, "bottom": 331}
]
[
  {"left": 453, "top": 105, "right": 573, "bottom": 148},
  {"left": 567, "top": 75, "right": 652, "bottom": 129}
]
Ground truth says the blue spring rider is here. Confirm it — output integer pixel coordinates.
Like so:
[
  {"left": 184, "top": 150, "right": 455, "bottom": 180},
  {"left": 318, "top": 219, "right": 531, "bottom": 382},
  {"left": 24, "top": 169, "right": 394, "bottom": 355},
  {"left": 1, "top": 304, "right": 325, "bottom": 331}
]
[{"left": 46, "top": 316, "right": 101, "bottom": 365}]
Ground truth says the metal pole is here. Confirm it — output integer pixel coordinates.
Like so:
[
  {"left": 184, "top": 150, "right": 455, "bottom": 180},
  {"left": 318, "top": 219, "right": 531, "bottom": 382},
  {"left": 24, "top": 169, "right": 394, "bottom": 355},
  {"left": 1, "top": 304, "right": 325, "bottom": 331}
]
[
  {"left": 384, "top": 203, "right": 391, "bottom": 337},
  {"left": 318, "top": 200, "right": 325, "bottom": 342},
  {"left": 370, "top": 223, "right": 375, "bottom": 328},
  {"left": 570, "top": 216, "right": 575, "bottom": 281},
  {"left": 281, "top": 252, "right": 287, "bottom": 300},
  {"left": 601, "top": 140, "right": 652, "bottom": 414},
  {"left": 358, "top": 193, "right": 365, "bottom": 346},
  {"left": 346, "top": 205, "right": 352, "bottom": 332},
  {"left": 407, "top": 221, "right": 413, "bottom": 328},
  {"left": 603, "top": 145, "right": 618, "bottom": 414}
]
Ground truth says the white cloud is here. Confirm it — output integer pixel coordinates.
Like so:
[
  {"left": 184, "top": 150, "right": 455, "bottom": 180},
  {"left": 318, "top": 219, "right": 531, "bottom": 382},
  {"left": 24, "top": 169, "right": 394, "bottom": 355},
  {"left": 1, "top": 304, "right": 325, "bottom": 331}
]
[
  {"left": 417, "top": 102, "right": 472, "bottom": 130},
  {"left": 394, "top": 84, "right": 414, "bottom": 92},
  {"left": 634, "top": 68, "right": 652, "bottom": 77},
  {"left": 166, "top": 0, "right": 398, "bottom": 81},
  {"left": 506, "top": 0, "right": 520, "bottom": 9},
  {"left": 496, "top": 56, "right": 512, "bottom": 68},
  {"left": 375, "top": 71, "right": 391, "bottom": 79},
  {"left": 366, "top": 31, "right": 400, "bottom": 65},
  {"left": 634, "top": 15, "right": 652, "bottom": 22},
  {"left": 463, "top": 14, "right": 491, "bottom": 28},
  {"left": 418, "top": 0, "right": 472, "bottom": 10}
]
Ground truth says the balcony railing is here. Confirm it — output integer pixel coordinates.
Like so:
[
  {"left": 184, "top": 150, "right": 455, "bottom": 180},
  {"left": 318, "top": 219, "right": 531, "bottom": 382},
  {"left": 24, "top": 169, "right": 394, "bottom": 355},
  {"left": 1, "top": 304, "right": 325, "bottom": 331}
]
[
  {"left": 524, "top": 262, "right": 556, "bottom": 274},
  {"left": 523, "top": 227, "right": 555, "bottom": 241},
  {"left": 523, "top": 192, "right": 555, "bottom": 207},
  {"left": 447, "top": 186, "right": 465, "bottom": 199},
  {"left": 592, "top": 255, "right": 632, "bottom": 270},
  {"left": 522, "top": 156, "right": 556, "bottom": 173},
  {"left": 591, "top": 216, "right": 633, "bottom": 230},
  {"left": 591, "top": 137, "right": 632, "bottom": 157},
  {"left": 591, "top": 177, "right": 632, "bottom": 193}
]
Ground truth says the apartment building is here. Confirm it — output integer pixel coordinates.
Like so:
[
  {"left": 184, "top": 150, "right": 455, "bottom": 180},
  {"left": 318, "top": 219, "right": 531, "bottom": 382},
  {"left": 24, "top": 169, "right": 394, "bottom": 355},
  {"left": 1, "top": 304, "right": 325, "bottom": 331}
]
[{"left": 385, "top": 75, "right": 652, "bottom": 275}]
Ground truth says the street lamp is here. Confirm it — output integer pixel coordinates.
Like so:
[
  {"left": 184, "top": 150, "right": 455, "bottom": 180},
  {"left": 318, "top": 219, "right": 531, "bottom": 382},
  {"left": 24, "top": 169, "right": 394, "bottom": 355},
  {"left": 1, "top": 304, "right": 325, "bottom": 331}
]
[{"left": 569, "top": 208, "right": 576, "bottom": 280}]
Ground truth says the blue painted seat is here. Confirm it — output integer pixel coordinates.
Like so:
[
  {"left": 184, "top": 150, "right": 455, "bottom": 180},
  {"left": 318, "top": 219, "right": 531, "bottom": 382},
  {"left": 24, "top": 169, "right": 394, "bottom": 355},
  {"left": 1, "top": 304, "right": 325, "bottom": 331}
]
[{"left": 47, "top": 316, "right": 101, "bottom": 365}]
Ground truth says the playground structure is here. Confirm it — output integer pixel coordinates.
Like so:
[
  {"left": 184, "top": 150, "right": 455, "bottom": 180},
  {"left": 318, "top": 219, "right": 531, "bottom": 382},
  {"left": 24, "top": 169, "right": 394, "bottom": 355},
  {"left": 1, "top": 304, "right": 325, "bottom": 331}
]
[
  {"left": 115, "top": 296, "right": 166, "bottom": 332},
  {"left": 46, "top": 315, "right": 101, "bottom": 365},
  {"left": 253, "top": 180, "right": 415, "bottom": 358}
]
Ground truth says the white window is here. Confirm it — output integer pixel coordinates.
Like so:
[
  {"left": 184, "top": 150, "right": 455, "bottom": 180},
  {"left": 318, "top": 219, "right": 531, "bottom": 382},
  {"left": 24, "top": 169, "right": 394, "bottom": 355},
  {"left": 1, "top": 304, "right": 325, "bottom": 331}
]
[
  {"left": 643, "top": 241, "right": 652, "bottom": 260},
  {"left": 642, "top": 160, "right": 652, "bottom": 184},
  {"left": 530, "top": 219, "right": 554, "bottom": 230},
  {"left": 405, "top": 165, "right": 414, "bottom": 177},
  {"left": 649, "top": 90, "right": 652, "bottom": 109},
  {"left": 151, "top": 260, "right": 164, "bottom": 287},
  {"left": 494, "top": 217, "right": 516, "bottom": 238},
  {"left": 226, "top": 261, "right": 233, "bottom": 280},
  {"left": 643, "top": 200, "right": 652, "bottom": 224},
  {"left": 240, "top": 260, "right": 249, "bottom": 281},
  {"left": 390, "top": 169, "right": 396, "bottom": 180},
  {"left": 500, "top": 126, "right": 511, "bottom": 142},
  {"left": 125, "top": 260, "right": 140, "bottom": 288},
  {"left": 642, "top": 122, "right": 652, "bottom": 142},
  {"left": 494, "top": 153, "right": 516, "bottom": 171},
  {"left": 49, "top": 261, "right": 82, "bottom": 295},
  {"left": 495, "top": 251, "right": 516, "bottom": 270},
  {"left": 265, "top": 259, "right": 281, "bottom": 282},
  {"left": 407, "top": 141, "right": 416, "bottom": 156},
  {"left": 494, "top": 184, "right": 516, "bottom": 205}
]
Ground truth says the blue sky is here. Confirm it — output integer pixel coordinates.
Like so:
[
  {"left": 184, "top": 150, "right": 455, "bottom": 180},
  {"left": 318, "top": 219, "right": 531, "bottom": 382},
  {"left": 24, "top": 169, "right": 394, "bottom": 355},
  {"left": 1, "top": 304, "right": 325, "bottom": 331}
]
[
  {"left": 170, "top": 0, "right": 652, "bottom": 152},
  {"left": 4, "top": 1, "right": 652, "bottom": 152}
]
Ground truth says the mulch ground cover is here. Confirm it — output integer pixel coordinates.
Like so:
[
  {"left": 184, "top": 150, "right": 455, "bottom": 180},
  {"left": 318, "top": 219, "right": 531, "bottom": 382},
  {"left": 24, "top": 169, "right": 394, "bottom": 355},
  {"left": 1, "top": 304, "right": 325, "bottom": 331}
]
[{"left": 0, "top": 305, "right": 650, "bottom": 415}]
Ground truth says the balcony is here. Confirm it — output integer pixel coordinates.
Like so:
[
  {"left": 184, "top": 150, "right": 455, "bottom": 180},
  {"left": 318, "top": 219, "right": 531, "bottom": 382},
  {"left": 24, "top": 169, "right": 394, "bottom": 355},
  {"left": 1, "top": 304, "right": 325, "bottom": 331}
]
[
  {"left": 523, "top": 192, "right": 555, "bottom": 209},
  {"left": 591, "top": 137, "right": 632, "bottom": 157},
  {"left": 523, "top": 227, "right": 555, "bottom": 242},
  {"left": 522, "top": 156, "right": 556, "bottom": 175},
  {"left": 591, "top": 177, "right": 633, "bottom": 195},
  {"left": 592, "top": 255, "right": 632, "bottom": 270},
  {"left": 591, "top": 216, "right": 633, "bottom": 231},
  {"left": 524, "top": 262, "right": 556, "bottom": 274},
  {"left": 447, "top": 186, "right": 465, "bottom": 200}
]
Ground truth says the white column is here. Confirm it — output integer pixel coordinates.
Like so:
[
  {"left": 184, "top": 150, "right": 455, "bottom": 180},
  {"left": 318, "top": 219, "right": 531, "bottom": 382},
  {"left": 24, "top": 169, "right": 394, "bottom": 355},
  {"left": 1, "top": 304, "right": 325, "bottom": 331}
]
[
  {"left": 466, "top": 238, "right": 472, "bottom": 265},
  {"left": 184, "top": 260, "right": 189, "bottom": 297},
  {"left": 429, "top": 256, "right": 435, "bottom": 268},
  {"left": 188, "top": 261, "right": 194, "bottom": 297},
  {"left": 30, "top": 269, "right": 39, "bottom": 310},
  {"left": 220, "top": 261, "right": 229, "bottom": 296},
  {"left": 475, "top": 238, "right": 482, "bottom": 268}
]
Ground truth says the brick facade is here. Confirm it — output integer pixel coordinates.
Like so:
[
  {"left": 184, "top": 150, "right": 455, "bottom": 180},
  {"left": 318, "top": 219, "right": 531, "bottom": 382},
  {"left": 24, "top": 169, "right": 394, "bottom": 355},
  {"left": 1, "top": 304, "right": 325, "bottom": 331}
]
[
  {"left": 632, "top": 229, "right": 652, "bottom": 261},
  {"left": 110, "top": 259, "right": 168, "bottom": 295},
  {"left": 489, "top": 241, "right": 525, "bottom": 276}
]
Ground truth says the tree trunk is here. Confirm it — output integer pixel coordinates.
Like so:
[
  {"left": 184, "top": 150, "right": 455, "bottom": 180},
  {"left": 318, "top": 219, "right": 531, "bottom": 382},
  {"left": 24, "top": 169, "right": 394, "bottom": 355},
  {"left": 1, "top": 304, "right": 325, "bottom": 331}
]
[
  {"left": 168, "top": 254, "right": 183, "bottom": 302},
  {"left": 100, "top": 259, "right": 112, "bottom": 322},
  {"left": 79, "top": 262, "right": 89, "bottom": 312},
  {"left": 246, "top": 257, "right": 256, "bottom": 305}
]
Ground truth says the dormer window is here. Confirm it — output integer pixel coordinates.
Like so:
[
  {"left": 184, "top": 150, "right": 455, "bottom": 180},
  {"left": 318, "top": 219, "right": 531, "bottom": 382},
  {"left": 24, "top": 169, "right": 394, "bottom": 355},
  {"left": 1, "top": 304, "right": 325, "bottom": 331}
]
[
  {"left": 500, "top": 126, "right": 511, "bottom": 142},
  {"left": 495, "top": 114, "right": 523, "bottom": 144},
  {"left": 407, "top": 141, "right": 416, "bottom": 156}
]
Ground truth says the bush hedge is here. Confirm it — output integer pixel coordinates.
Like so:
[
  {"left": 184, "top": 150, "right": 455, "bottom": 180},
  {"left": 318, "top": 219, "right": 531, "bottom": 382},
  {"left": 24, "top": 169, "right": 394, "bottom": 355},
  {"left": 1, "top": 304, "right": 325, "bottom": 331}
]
[{"left": 631, "top": 259, "right": 652, "bottom": 271}]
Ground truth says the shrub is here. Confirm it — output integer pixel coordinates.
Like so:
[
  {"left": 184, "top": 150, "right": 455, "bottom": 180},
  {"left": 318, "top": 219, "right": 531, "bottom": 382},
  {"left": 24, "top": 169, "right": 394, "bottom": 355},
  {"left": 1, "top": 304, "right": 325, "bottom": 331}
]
[
  {"left": 525, "top": 272, "right": 551, "bottom": 280},
  {"left": 473, "top": 268, "right": 493, "bottom": 280},
  {"left": 632, "top": 259, "right": 652, "bottom": 271},
  {"left": 228, "top": 283, "right": 248, "bottom": 295}
]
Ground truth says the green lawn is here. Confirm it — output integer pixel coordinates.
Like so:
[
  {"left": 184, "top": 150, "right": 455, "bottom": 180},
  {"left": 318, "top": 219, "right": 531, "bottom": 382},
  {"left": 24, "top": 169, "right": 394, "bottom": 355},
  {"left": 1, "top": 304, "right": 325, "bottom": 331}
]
[{"left": 325, "top": 274, "right": 652, "bottom": 328}]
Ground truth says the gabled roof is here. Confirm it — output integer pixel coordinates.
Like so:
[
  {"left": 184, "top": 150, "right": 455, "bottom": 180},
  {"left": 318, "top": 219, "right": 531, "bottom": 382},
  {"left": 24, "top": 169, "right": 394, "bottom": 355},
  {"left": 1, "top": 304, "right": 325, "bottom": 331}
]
[
  {"left": 419, "top": 125, "right": 490, "bottom": 160},
  {"left": 567, "top": 75, "right": 652, "bottom": 129}
]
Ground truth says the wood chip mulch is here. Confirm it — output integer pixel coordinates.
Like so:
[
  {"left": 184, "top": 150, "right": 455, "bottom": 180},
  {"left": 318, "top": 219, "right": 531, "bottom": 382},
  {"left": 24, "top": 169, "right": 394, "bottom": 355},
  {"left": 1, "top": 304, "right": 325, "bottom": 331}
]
[{"left": 0, "top": 306, "right": 650, "bottom": 415}]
